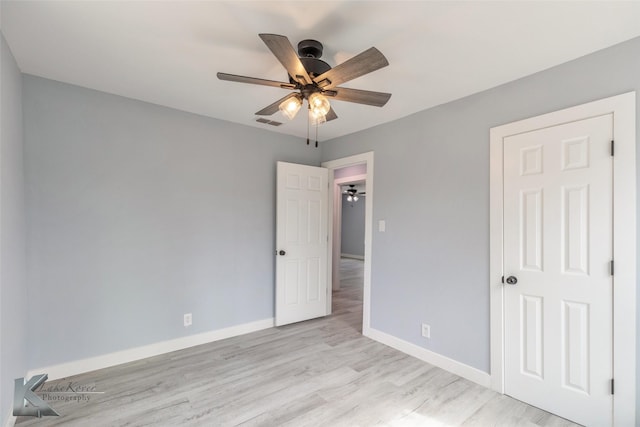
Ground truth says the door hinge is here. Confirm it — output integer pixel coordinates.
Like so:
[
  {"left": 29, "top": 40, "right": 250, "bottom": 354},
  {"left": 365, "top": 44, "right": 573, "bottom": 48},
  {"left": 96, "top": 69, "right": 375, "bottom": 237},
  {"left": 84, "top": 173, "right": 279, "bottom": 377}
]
[
  {"left": 610, "top": 260, "right": 614, "bottom": 276},
  {"left": 611, "top": 140, "right": 615, "bottom": 156},
  {"left": 611, "top": 378, "right": 615, "bottom": 395}
]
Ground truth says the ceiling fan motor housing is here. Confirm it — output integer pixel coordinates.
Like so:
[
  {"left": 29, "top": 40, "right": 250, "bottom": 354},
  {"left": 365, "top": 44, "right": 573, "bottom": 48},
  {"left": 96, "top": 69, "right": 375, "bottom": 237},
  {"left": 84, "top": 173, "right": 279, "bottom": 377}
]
[
  {"left": 288, "top": 39, "right": 332, "bottom": 83},
  {"left": 298, "top": 39, "right": 323, "bottom": 58}
]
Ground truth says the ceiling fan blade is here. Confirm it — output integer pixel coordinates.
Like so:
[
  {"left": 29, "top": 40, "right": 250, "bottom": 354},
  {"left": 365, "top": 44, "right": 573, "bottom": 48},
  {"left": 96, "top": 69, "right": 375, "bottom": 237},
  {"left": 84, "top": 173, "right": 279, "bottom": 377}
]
[
  {"left": 255, "top": 93, "right": 300, "bottom": 116},
  {"left": 327, "top": 87, "right": 391, "bottom": 107},
  {"left": 217, "top": 72, "right": 296, "bottom": 90},
  {"left": 325, "top": 106, "right": 338, "bottom": 122},
  {"left": 259, "top": 34, "right": 313, "bottom": 85},
  {"left": 313, "top": 47, "right": 388, "bottom": 88}
]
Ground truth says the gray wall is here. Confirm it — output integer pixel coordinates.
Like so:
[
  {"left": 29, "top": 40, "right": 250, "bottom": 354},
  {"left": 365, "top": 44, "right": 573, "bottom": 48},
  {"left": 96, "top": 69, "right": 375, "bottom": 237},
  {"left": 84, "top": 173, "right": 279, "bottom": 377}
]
[
  {"left": 0, "top": 34, "right": 28, "bottom": 422},
  {"left": 341, "top": 194, "right": 365, "bottom": 257},
  {"left": 22, "top": 76, "right": 320, "bottom": 368},
  {"left": 321, "top": 37, "right": 640, "bottom": 386}
]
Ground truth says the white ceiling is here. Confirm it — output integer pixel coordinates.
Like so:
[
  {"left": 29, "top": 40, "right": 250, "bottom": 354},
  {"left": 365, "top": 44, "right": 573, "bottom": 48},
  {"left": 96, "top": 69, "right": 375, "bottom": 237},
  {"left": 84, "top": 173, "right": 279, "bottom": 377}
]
[{"left": 2, "top": 1, "right": 640, "bottom": 142}]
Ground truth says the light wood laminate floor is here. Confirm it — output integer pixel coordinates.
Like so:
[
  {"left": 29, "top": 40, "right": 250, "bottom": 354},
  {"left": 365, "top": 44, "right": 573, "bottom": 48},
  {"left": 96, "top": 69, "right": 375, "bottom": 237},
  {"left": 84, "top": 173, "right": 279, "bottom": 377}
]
[{"left": 17, "top": 258, "right": 580, "bottom": 426}]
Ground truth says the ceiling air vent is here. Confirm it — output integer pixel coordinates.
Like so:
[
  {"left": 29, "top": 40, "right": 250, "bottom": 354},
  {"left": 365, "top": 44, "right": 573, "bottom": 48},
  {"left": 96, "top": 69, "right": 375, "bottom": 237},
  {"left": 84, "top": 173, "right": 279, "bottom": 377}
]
[{"left": 255, "top": 118, "right": 283, "bottom": 126}]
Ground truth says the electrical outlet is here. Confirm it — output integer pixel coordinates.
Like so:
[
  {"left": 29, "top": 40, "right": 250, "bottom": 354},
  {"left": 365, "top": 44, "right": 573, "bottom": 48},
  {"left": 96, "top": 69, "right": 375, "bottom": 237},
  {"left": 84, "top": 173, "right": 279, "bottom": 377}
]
[
  {"left": 184, "top": 313, "right": 192, "bottom": 327},
  {"left": 421, "top": 323, "right": 431, "bottom": 338}
]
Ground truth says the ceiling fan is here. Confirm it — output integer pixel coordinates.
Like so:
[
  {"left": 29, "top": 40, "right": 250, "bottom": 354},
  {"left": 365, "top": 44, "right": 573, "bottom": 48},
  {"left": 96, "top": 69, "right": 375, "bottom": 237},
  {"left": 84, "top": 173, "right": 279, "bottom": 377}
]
[
  {"left": 217, "top": 34, "right": 391, "bottom": 135},
  {"left": 343, "top": 184, "right": 365, "bottom": 202}
]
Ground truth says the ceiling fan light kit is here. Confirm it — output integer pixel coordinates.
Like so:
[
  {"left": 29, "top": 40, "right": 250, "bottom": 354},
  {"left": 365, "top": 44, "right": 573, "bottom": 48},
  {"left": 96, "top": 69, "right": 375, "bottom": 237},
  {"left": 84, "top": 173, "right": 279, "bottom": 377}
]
[
  {"left": 308, "top": 92, "right": 331, "bottom": 118},
  {"left": 217, "top": 33, "right": 391, "bottom": 145},
  {"left": 309, "top": 109, "right": 327, "bottom": 126},
  {"left": 279, "top": 95, "right": 302, "bottom": 120}
]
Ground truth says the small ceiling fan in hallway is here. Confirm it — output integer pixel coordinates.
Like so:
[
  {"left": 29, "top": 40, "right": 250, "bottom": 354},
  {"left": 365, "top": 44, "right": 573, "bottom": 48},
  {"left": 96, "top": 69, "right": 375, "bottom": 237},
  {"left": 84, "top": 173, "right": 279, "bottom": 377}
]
[{"left": 343, "top": 184, "right": 365, "bottom": 202}]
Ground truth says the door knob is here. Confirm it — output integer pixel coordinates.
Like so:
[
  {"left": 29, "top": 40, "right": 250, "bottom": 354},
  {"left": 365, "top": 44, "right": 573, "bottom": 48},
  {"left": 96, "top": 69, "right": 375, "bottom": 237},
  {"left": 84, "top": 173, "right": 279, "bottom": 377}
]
[
  {"left": 279, "top": 250, "right": 286, "bottom": 256},
  {"left": 506, "top": 276, "right": 518, "bottom": 285}
]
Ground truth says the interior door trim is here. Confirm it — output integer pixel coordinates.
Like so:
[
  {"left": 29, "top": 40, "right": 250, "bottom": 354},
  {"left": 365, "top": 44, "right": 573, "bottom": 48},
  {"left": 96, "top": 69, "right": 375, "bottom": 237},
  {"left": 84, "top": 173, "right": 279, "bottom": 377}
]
[{"left": 489, "top": 92, "right": 636, "bottom": 425}]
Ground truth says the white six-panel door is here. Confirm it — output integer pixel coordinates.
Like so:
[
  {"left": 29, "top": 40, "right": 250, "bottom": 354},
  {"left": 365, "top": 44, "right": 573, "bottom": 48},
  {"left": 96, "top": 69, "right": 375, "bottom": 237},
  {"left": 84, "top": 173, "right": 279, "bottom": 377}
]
[
  {"left": 503, "top": 114, "right": 613, "bottom": 426},
  {"left": 275, "top": 162, "right": 328, "bottom": 326}
]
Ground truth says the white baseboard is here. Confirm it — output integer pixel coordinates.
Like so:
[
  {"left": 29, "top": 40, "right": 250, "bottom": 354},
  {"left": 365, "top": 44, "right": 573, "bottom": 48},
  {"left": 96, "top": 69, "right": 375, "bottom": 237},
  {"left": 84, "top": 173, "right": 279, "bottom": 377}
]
[
  {"left": 364, "top": 326, "right": 491, "bottom": 388},
  {"left": 3, "top": 415, "right": 16, "bottom": 427},
  {"left": 27, "top": 318, "right": 274, "bottom": 381},
  {"left": 341, "top": 253, "right": 365, "bottom": 260}
]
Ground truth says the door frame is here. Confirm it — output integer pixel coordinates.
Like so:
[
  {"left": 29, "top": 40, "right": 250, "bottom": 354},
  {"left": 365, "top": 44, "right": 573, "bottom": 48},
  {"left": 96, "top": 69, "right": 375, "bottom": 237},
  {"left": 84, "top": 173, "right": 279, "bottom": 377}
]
[
  {"left": 330, "top": 174, "right": 367, "bottom": 291},
  {"left": 489, "top": 92, "right": 636, "bottom": 424},
  {"left": 322, "top": 152, "right": 374, "bottom": 333}
]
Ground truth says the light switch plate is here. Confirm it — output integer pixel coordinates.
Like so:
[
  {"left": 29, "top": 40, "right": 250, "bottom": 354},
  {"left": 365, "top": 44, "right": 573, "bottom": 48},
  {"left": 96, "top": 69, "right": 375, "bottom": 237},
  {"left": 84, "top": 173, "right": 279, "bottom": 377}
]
[{"left": 378, "top": 220, "right": 386, "bottom": 232}]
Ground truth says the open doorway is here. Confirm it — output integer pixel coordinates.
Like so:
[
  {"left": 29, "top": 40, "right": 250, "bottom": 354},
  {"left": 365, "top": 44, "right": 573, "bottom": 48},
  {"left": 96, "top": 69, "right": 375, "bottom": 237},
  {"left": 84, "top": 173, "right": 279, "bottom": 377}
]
[
  {"left": 322, "top": 152, "right": 373, "bottom": 335},
  {"left": 332, "top": 175, "right": 366, "bottom": 331}
]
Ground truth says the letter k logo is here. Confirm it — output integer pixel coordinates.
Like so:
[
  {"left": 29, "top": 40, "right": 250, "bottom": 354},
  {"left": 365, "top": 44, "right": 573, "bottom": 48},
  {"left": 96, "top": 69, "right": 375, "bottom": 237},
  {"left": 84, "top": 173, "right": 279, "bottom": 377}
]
[{"left": 13, "top": 374, "right": 60, "bottom": 417}]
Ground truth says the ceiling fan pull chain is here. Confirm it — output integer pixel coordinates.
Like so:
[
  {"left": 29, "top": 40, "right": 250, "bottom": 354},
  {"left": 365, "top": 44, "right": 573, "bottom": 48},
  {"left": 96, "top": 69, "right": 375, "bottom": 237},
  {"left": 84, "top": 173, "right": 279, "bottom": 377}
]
[
  {"left": 306, "top": 111, "right": 310, "bottom": 145},
  {"left": 315, "top": 123, "right": 318, "bottom": 148}
]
